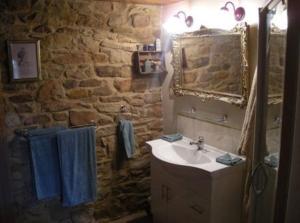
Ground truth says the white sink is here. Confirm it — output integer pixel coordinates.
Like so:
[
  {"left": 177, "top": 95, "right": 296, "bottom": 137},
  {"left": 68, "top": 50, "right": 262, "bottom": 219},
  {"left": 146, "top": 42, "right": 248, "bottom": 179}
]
[
  {"left": 157, "top": 144, "right": 211, "bottom": 165},
  {"left": 149, "top": 136, "right": 246, "bottom": 223},
  {"left": 146, "top": 136, "right": 244, "bottom": 173}
]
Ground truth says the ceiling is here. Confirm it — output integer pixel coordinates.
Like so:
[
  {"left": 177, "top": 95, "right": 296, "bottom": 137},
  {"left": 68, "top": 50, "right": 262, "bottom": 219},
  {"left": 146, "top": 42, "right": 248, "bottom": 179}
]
[{"left": 99, "top": 0, "right": 183, "bottom": 5}]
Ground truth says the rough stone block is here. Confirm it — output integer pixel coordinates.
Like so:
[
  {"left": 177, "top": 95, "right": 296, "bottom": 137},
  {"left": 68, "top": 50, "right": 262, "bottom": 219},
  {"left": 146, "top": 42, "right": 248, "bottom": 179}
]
[
  {"left": 67, "top": 89, "right": 90, "bottom": 99},
  {"left": 63, "top": 80, "right": 79, "bottom": 89},
  {"left": 99, "top": 96, "right": 123, "bottom": 103},
  {"left": 42, "top": 101, "right": 71, "bottom": 112},
  {"left": 9, "top": 94, "right": 34, "bottom": 103},
  {"left": 92, "top": 84, "right": 114, "bottom": 96},
  {"left": 52, "top": 112, "right": 68, "bottom": 121},
  {"left": 80, "top": 79, "right": 105, "bottom": 88},
  {"left": 132, "top": 14, "right": 150, "bottom": 28},
  {"left": 95, "top": 65, "right": 131, "bottom": 78},
  {"left": 37, "top": 80, "right": 65, "bottom": 102},
  {"left": 52, "top": 52, "right": 91, "bottom": 65},
  {"left": 33, "top": 24, "right": 51, "bottom": 33},
  {"left": 6, "top": 0, "right": 31, "bottom": 11},
  {"left": 69, "top": 110, "right": 98, "bottom": 126},
  {"left": 23, "top": 114, "right": 51, "bottom": 125},
  {"left": 114, "top": 79, "right": 132, "bottom": 92},
  {"left": 91, "top": 53, "right": 108, "bottom": 64},
  {"left": 15, "top": 104, "right": 33, "bottom": 113},
  {"left": 5, "top": 112, "right": 21, "bottom": 128}
]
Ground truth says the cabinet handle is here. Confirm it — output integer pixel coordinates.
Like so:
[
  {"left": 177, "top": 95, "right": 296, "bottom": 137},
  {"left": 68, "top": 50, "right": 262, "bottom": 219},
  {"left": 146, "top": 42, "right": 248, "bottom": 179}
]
[
  {"left": 161, "top": 185, "right": 166, "bottom": 200},
  {"left": 166, "top": 186, "right": 170, "bottom": 201},
  {"left": 190, "top": 204, "right": 205, "bottom": 215}
]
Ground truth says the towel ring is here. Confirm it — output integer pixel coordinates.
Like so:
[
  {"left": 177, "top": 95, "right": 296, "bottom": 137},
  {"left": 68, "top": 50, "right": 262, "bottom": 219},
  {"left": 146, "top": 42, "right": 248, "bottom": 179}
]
[{"left": 117, "top": 105, "right": 132, "bottom": 121}]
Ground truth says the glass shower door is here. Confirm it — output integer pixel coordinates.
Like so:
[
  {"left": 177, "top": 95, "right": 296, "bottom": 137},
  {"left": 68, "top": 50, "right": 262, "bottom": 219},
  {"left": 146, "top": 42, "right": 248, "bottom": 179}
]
[{"left": 252, "top": 0, "right": 287, "bottom": 222}]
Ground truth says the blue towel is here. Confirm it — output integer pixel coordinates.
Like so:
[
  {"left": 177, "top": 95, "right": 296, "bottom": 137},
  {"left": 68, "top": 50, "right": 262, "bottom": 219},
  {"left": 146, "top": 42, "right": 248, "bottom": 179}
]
[
  {"left": 161, "top": 133, "right": 183, "bottom": 142},
  {"left": 216, "top": 153, "right": 243, "bottom": 166},
  {"left": 57, "top": 127, "right": 97, "bottom": 207},
  {"left": 118, "top": 120, "right": 135, "bottom": 158},
  {"left": 28, "top": 126, "right": 65, "bottom": 200},
  {"left": 264, "top": 153, "right": 279, "bottom": 168}
]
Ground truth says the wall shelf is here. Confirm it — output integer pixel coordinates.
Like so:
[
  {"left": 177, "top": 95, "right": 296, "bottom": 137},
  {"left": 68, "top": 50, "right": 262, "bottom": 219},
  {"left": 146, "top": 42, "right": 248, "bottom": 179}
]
[{"left": 136, "top": 51, "right": 166, "bottom": 75}]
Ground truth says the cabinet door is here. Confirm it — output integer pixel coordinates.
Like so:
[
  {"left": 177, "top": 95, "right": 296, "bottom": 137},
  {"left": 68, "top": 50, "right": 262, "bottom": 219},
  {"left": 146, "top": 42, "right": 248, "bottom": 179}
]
[
  {"left": 167, "top": 186, "right": 210, "bottom": 223},
  {"left": 165, "top": 170, "right": 210, "bottom": 223},
  {"left": 151, "top": 157, "right": 168, "bottom": 223}
]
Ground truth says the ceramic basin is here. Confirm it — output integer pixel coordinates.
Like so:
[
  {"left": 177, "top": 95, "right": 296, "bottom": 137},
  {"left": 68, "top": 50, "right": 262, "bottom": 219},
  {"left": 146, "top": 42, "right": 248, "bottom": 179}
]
[
  {"left": 146, "top": 137, "right": 245, "bottom": 173},
  {"left": 157, "top": 144, "right": 211, "bottom": 165}
]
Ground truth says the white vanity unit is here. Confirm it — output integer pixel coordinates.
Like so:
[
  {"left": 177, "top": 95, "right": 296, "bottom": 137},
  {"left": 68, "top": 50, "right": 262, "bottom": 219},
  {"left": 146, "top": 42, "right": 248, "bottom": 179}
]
[{"left": 146, "top": 137, "right": 245, "bottom": 223}]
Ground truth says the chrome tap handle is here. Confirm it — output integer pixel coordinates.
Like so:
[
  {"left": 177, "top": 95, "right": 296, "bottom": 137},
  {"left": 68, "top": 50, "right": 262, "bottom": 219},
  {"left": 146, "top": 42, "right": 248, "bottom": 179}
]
[{"left": 198, "top": 136, "right": 204, "bottom": 142}]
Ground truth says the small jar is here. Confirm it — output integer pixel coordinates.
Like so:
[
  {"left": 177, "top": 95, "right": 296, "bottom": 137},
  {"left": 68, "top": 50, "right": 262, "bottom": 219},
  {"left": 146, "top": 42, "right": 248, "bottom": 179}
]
[
  {"left": 148, "top": 44, "right": 155, "bottom": 51},
  {"left": 155, "top": 39, "right": 161, "bottom": 51},
  {"left": 143, "top": 44, "right": 148, "bottom": 51}
]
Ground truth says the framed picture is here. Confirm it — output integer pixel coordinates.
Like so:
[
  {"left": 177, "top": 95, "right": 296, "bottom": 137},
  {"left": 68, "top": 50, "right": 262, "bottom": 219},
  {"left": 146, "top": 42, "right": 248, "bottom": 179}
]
[{"left": 7, "top": 40, "right": 41, "bottom": 82}]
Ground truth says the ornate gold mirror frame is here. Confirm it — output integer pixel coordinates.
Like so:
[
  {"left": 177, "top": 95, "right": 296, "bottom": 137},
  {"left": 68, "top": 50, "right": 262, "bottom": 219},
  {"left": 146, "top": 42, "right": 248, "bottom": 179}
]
[{"left": 171, "top": 22, "right": 250, "bottom": 107}]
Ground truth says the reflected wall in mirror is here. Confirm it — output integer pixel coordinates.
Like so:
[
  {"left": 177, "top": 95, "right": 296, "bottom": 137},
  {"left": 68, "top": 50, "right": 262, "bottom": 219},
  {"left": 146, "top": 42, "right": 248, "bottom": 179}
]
[
  {"left": 172, "top": 23, "right": 250, "bottom": 107},
  {"left": 268, "top": 25, "right": 286, "bottom": 104},
  {"left": 266, "top": 4, "right": 287, "bottom": 157}
]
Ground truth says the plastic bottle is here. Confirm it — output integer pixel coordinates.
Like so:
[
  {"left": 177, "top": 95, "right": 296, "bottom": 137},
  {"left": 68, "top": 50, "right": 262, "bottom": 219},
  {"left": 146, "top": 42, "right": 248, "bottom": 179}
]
[{"left": 155, "top": 38, "right": 161, "bottom": 51}]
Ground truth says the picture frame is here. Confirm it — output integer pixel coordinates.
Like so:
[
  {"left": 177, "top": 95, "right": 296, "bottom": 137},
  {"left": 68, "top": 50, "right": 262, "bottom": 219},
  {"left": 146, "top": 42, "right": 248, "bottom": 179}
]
[{"left": 7, "top": 40, "right": 41, "bottom": 82}]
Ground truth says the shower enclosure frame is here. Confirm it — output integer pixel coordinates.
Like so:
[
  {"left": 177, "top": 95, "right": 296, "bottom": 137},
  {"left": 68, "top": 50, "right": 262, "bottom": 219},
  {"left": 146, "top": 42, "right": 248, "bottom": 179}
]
[{"left": 254, "top": 0, "right": 300, "bottom": 222}]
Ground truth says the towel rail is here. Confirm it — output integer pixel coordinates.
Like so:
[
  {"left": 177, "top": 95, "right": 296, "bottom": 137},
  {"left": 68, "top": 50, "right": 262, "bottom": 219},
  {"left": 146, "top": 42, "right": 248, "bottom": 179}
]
[
  {"left": 15, "top": 123, "right": 97, "bottom": 137},
  {"left": 15, "top": 126, "right": 38, "bottom": 137},
  {"left": 70, "top": 123, "right": 97, "bottom": 129},
  {"left": 117, "top": 105, "right": 132, "bottom": 121}
]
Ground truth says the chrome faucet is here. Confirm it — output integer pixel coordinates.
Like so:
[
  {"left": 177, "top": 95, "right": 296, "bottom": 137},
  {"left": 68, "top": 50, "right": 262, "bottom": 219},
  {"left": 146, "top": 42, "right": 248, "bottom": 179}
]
[{"left": 190, "top": 136, "right": 205, "bottom": 151}]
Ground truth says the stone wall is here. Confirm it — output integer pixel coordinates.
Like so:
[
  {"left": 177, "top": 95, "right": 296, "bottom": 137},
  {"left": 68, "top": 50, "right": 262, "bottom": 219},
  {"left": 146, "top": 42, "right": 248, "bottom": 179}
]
[
  {"left": 0, "top": 1, "right": 163, "bottom": 222},
  {"left": 268, "top": 33, "right": 286, "bottom": 95}
]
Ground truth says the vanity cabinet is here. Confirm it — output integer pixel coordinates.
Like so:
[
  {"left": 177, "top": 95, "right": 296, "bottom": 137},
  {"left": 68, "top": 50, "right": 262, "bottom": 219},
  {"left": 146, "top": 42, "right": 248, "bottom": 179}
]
[{"left": 151, "top": 155, "right": 244, "bottom": 223}]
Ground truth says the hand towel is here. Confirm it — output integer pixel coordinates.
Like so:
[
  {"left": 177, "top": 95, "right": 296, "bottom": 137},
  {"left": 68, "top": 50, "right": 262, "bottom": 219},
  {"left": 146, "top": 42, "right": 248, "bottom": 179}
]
[
  {"left": 57, "top": 127, "right": 97, "bottom": 207},
  {"left": 115, "top": 120, "right": 135, "bottom": 169},
  {"left": 161, "top": 133, "right": 183, "bottom": 142},
  {"left": 118, "top": 120, "right": 135, "bottom": 158},
  {"left": 216, "top": 153, "right": 243, "bottom": 166},
  {"left": 28, "top": 126, "right": 65, "bottom": 200}
]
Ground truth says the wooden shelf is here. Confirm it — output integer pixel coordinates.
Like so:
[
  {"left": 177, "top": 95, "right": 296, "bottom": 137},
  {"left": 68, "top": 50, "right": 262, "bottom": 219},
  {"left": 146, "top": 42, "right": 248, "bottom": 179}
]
[
  {"left": 138, "top": 51, "right": 163, "bottom": 53},
  {"left": 135, "top": 51, "right": 166, "bottom": 75},
  {"left": 99, "top": 0, "right": 183, "bottom": 5}
]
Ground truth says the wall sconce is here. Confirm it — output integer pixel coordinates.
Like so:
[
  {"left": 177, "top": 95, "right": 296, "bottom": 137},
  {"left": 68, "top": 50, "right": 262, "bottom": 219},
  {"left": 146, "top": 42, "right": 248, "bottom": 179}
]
[
  {"left": 163, "top": 11, "right": 194, "bottom": 34},
  {"left": 174, "top": 11, "right": 194, "bottom": 28},
  {"left": 221, "top": 1, "right": 245, "bottom": 21}
]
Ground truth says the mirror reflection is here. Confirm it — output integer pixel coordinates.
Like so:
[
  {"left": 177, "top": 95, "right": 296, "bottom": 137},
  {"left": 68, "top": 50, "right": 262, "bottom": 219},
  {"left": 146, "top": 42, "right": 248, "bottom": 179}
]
[
  {"left": 262, "top": 3, "right": 287, "bottom": 223},
  {"left": 181, "top": 33, "right": 242, "bottom": 95},
  {"left": 268, "top": 26, "right": 286, "bottom": 104},
  {"left": 172, "top": 23, "right": 249, "bottom": 107},
  {"left": 266, "top": 4, "right": 287, "bottom": 162}
]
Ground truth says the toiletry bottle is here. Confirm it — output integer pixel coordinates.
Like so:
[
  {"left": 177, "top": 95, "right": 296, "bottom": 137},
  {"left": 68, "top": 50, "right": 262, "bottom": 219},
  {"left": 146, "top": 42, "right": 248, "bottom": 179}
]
[
  {"left": 155, "top": 39, "right": 161, "bottom": 51},
  {"left": 144, "top": 60, "right": 152, "bottom": 73}
]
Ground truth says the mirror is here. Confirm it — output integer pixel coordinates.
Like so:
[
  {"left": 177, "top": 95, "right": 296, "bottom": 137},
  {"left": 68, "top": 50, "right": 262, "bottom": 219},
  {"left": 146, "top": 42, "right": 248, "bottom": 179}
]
[
  {"left": 266, "top": 23, "right": 286, "bottom": 159},
  {"left": 258, "top": 2, "right": 287, "bottom": 223},
  {"left": 266, "top": 3, "right": 287, "bottom": 165},
  {"left": 268, "top": 25, "right": 286, "bottom": 104},
  {"left": 171, "top": 23, "right": 250, "bottom": 107}
]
